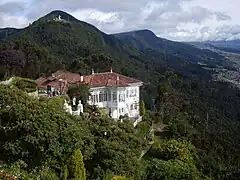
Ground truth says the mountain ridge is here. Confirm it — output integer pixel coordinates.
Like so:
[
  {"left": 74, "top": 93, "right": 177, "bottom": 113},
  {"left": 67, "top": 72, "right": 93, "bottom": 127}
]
[
  {"left": 0, "top": 10, "right": 220, "bottom": 79},
  {"left": 2, "top": 9, "right": 240, "bottom": 55},
  {"left": 0, "top": 10, "right": 234, "bottom": 82},
  {"left": 113, "top": 29, "right": 227, "bottom": 67},
  {"left": 187, "top": 39, "right": 240, "bottom": 53}
]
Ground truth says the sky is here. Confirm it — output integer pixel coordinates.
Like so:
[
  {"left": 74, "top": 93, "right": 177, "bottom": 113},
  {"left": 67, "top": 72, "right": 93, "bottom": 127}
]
[{"left": 0, "top": 0, "right": 239, "bottom": 41}]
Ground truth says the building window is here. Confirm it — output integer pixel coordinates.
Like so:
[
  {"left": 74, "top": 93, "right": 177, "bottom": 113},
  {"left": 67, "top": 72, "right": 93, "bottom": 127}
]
[
  {"left": 105, "top": 91, "right": 108, "bottom": 101},
  {"left": 130, "top": 104, "right": 134, "bottom": 110},
  {"left": 99, "top": 92, "right": 106, "bottom": 102},
  {"left": 126, "top": 90, "right": 129, "bottom": 98},
  {"left": 113, "top": 92, "right": 117, "bottom": 101},
  {"left": 99, "top": 92, "right": 103, "bottom": 102},
  {"left": 130, "top": 103, "right": 138, "bottom": 110},
  {"left": 108, "top": 92, "right": 111, "bottom": 101},
  {"left": 130, "top": 88, "right": 136, "bottom": 97},
  {"left": 119, "top": 93, "right": 125, "bottom": 102},
  {"left": 134, "top": 103, "right": 138, "bottom": 110},
  {"left": 99, "top": 91, "right": 108, "bottom": 102},
  {"left": 96, "top": 95, "right": 99, "bottom": 103},
  {"left": 91, "top": 94, "right": 99, "bottom": 103}
]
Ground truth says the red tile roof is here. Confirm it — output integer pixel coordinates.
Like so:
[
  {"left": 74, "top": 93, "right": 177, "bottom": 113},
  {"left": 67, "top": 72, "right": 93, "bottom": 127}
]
[
  {"left": 36, "top": 70, "right": 83, "bottom": 92},
  {"left": 36, "top": 70, "right": 142, "bottom": 92},
  {"left": 83, "top": 72, "right": 142, "bottom": 87},
  {"left": 52, "top": 70, "right": 82, "bottom": 84},
  {"left": 35, "top": 77, "right": 47, "bottom": 86}
]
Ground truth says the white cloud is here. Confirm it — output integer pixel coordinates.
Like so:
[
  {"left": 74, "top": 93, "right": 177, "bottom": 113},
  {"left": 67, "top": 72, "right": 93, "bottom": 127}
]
[
  {"left": 0, "top": 0, "right": 239, "bottom": 41},
  {"left": 0, "top": 12, "right": 29, "bottom": 28},
  {"left": 72, "top": 9, "right": 125, "bottom": 32}
]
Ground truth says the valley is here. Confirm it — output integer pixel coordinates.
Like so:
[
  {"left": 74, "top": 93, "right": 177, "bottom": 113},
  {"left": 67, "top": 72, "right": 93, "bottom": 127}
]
[
  {"left": 214, "top": 51, "right": 240, "bottom": 88},
  {"left": 213, "top": 68, "right": 240, "bottom": 88},
  {"left": 187, "top": 40, "right": 240, "bottom": 89}
]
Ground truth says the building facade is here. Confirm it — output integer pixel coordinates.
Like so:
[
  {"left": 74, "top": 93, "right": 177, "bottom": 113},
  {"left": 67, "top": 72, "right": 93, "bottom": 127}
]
[
  {"left": 36, "top": 69, "right": 143, "bottom": 119},
  {"left": 88, "top": 83, "right": 142, "bottom": 119},
  {"left": 83, "top": 69, "right": 143, "bottom": 119}
]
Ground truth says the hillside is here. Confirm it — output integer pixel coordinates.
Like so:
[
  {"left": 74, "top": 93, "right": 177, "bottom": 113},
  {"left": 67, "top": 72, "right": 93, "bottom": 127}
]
[
  {"left": 0, "top": 28, "right": 21, "bottom": 39},
  {"left": 0, "top": 11, "right": 223, "bottom": 80},
  {"left": 205, "top": 39, "right": 240, "bottom": 51},
  {"left": 0, "top": 10, "right": 240, "bottom": 179},
  {"left": 0, "top": 11, "right": 161, "bottom": 82},
  {"left": 113, "top": 30, "right": 227, "bottom": 66},
  {"left": 187, "top": 41, "right": 240, "bottom": 54}
]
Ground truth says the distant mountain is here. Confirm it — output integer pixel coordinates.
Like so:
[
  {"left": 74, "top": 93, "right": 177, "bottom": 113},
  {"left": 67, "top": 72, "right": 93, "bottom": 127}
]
[
  {"left": 206, "top": 39, "right": 240, "bottom": 51},
  {"left": 0, "top": 10, "right": 178, "bottom": 88},
  {"left": 0, "top": 10, "right": 220, "bottom": 80},
  {"left": 187, "top": 40, "right": 240, "bottom": 54},
  {"left": 113, "top": 30, "right": 226, "bottom": 65},
  {"left": 114, "top": 29, "right": 162, "bottom": 50},
  {"left": 0, "top": 28, "right": 21, "bottom": 39}
]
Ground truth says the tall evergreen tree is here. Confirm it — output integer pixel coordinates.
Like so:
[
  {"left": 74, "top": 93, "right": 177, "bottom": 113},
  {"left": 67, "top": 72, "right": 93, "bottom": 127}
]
[
  {"left": 139, "top": 100, "right": 146, "bottom": 116},
  {"left": 68, "top": 149, "right": 86, "bottom": 180}
]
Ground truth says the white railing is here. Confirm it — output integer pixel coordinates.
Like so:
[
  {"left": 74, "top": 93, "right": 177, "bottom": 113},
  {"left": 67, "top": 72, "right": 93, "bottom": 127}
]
[
  {"left": 133, "top": 116, "right": 142, "bottom": 127},
  {"left": 0, "top": 77, "right": 15, "bottom": 85},
  {"left": 72, "top": 110, "right": 80, "bottom": 116}
]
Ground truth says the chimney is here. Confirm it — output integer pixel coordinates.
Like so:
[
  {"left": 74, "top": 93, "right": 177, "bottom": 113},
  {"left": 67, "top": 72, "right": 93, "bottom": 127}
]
[
  {"left": 117, "top": 75, "right": 119, "bottom": 81},
  {"left": 92, "top": 69, "right": 94, "bottom": 75},
  {"left": 110, "top": 67, "right": 113, "bottom": 73},
  {"left": 80, "top": 76, "right": 83, "bottom": 82}
]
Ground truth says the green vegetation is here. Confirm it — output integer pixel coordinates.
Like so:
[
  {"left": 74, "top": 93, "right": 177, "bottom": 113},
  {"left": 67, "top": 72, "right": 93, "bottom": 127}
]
[
  {"left": 139, "top": 101, "right": 146, "bottom": 116},
  {"left": 111, "top": 176, "right": 128, "bottom": 180},
  {"left": 68, "top": 149, "right": 86, "bottom": 180},
  {"left": 0, "top": 10, "right": 240, "bottom": 179},
  {"left": 67, "top": 84, "right": 90, "bottom": 105},
  {"left": 12, "top": 77, "right": 37, "bottom": 92},
  {"left": 114, "top": 29, "right": 226, "bottom": 67},
  {"left": 0, "top": 85, "right": 146, "bottom": 179}
]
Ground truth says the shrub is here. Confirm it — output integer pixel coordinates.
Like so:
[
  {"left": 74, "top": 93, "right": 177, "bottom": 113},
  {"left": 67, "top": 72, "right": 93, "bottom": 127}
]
[
  {"left": 12, "top": 77, "right": 37, "bottom": 93},
  {"left": 68, "top": 149, "right": 86, "bottom": 180},
  {"left": 111, "top": 176, "right": 128, "bottom": 180},
  {"left": 0, "top": 85, "right": 84, "bottom": 167}
]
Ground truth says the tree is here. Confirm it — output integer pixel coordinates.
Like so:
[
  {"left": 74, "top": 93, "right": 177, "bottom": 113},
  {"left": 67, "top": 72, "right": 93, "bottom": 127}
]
[
  {"left": 139, "top": 100, "right": 146, "bottom": 116},
  {"left": 85, "top": 117, "right": 145, "bottom": 180},
  {"left": 68, "top": 149, "right": 86, "bottom": 180},
  {"left": 146, "top": 139, "right": 205, "bottom": 180},
  {"left": 146, "top": 159, "right": 203, "bottom": 180},
  {"left": 111, "top": 176, "right": 128, "bottom": 180},
  {"left": 0, "top": 85, "right": 84, "bottom": 167},
  {"left": 0, "top": 48, "right": 26, "bottom": 76},
  {"left": 12, "top": 77, "right": 37, "bottom": 93},
  {"left": 67, "top": 84, "right": 90, "bottom": 105}
]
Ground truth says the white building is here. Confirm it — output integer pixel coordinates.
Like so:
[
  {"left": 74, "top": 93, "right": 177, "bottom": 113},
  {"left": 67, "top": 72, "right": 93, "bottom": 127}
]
[
  {"left": 36, "top": 69, "right": 143, "bottom": 120},
  {"left": 84, "top": 70, "right": 143, "bottom": 119}
]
